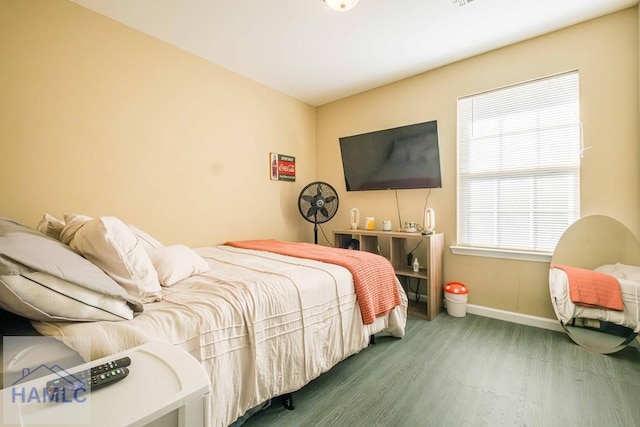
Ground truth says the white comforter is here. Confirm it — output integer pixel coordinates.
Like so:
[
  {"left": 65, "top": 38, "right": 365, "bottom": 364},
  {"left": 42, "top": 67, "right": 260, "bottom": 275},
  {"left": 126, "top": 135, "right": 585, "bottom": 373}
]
[
  {"left": 34, "top": 246, "right": 408, "bottom": 427},
  {"left": 549, "top": 263, "right": 640, "bottom": 333}
]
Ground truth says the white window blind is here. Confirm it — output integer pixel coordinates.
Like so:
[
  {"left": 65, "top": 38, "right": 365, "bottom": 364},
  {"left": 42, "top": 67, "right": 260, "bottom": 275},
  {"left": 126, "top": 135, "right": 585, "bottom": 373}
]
[{"left": 457, "top": 71, "right": 580, "bottom": 254}]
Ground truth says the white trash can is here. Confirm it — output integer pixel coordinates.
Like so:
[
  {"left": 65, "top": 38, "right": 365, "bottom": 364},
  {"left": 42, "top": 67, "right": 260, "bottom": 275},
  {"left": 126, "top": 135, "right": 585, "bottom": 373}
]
[{"left": 444, "top": 282, "right": 469, "bottom": 317}]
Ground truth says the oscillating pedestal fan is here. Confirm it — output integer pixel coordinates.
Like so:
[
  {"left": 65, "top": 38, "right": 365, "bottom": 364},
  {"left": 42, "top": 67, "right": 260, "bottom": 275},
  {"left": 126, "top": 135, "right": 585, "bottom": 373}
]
[{"left": 298, "top": 181, "right": 339, "bottom": 244}]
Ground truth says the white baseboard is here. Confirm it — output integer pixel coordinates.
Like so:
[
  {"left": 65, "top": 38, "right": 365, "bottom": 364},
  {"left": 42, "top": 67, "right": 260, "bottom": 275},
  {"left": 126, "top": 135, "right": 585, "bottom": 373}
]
[
  {"left": 465, "top": 304, "right": 565, "bottom": 332},
  {"left": 465, "top": 304, "right": 640, "bottom": 347},
  {"left": 407, "top": 292, "right": 564, "bottom": 332},
  {"left": 408, "top": 293, "right": 640, "bottom": 348}
]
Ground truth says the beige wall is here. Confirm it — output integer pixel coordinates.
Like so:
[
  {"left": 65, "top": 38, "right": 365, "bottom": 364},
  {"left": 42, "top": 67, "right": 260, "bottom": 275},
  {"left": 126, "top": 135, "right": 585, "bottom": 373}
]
[
  {"left": 317, "top": 8, "right": 639, "bottom": 319},
  {"left": 0, "top": 0, "right": 317, "bottom": 246},
  {"left": 1, "top": 2, "right": 638, "bottom": 321}
]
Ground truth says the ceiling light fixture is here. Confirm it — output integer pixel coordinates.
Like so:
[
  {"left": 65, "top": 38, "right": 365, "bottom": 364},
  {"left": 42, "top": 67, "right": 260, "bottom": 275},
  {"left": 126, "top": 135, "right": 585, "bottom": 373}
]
[
  {"left": 452, "top": 0, "right": 476, "bottom": 6},
  {"left": 323, "top": 0, "right": 360, "bottom": 12}
]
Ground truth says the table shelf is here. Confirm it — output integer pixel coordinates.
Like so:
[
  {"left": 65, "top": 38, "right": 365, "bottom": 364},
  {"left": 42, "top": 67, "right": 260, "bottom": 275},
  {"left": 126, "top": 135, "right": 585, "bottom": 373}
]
[{"left": 333, "top": 229, "right": 444, "bottom": 320}]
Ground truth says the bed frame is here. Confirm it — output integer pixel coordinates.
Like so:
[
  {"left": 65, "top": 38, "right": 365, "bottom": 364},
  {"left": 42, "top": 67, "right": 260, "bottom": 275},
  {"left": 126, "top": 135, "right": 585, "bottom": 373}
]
[{"left": 1, "top": 215, "right": 408, "bottom": 426}]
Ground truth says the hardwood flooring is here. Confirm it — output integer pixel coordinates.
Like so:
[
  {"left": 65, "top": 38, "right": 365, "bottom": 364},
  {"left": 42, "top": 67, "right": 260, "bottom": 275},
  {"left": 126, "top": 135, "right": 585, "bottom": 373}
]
[{"left": 243, "top": 313, "right": 640, "bottom": 427}]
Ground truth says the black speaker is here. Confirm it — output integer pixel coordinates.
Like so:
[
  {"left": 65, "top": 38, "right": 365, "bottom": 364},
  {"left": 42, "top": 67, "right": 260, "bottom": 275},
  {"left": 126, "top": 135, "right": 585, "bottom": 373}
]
[{"left": 342, "top": 238, "right": 360, "bottom": 250}]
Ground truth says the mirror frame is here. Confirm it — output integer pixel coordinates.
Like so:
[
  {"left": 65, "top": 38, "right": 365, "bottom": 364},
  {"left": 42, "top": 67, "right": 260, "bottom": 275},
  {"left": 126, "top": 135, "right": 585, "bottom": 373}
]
[{"left": 550, "top": 215, "right": 639, "bottom": 354}]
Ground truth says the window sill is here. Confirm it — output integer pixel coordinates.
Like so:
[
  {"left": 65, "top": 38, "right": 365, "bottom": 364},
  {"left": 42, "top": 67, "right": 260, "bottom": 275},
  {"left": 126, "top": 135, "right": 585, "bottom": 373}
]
[{"left": 449, "top": 245, "right": 552, "bottom": 263}]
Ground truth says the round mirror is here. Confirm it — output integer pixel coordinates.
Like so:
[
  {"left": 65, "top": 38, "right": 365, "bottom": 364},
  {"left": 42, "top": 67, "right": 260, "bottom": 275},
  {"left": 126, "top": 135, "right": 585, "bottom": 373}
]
[{"left": 550, "top": 215, "right": 639, "bottom": 354}]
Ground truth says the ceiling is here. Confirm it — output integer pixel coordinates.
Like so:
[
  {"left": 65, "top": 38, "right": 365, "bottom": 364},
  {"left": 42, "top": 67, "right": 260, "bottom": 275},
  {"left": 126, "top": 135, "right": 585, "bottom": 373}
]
[{"left": 71, "top": 0, "right": 638, "bottom": 106}]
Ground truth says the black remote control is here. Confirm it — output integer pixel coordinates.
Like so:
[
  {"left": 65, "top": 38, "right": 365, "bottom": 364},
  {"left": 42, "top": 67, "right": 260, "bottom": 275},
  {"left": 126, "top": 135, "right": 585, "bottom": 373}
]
[
  {"left": 45, "top": 357, "right": 131, "bottom": 401},
  {"left": 90, "top": 356, "right": 131, "bottom": 376},
  {"left": 89, "top": 366, "right": 130, "bottom": 392}
]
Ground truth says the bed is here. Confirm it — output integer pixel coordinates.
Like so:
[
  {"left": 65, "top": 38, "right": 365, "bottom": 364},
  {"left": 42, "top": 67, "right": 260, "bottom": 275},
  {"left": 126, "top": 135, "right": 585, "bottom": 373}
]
[
  {"left": 0, "top": 215, "right": 407, "bottom": 426},
  {"left": 548, "top": 215, "right": 640, "bottom": 353}
]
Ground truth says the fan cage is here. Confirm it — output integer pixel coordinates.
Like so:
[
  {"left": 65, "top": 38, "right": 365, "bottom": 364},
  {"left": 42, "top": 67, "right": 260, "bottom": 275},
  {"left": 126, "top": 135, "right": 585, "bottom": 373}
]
[{"left": 298, "top": 182, "right": 339, "bottom": 225}]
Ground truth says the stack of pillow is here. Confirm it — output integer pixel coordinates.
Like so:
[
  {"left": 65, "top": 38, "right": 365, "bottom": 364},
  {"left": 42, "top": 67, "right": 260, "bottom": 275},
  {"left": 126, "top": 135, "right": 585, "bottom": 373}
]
[{"left": 0, "top": 213, "right": 211, "bottom": 323}]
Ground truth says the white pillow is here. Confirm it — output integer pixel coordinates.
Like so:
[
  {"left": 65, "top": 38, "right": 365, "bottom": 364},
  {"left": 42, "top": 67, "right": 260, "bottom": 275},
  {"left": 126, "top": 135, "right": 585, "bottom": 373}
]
[
  {"left": 59, "top": 213, "right": 93, "bottom": 245},
  {"left": 148, "top": 245, "right": 211, "bottom": 287},
  {"left": 128, "top": 224, "right": 164, "bottom": 252},
  {"left": 595, "top": 263, "right": 640, "bottom": 282},
  {"left": 0, "top": 272, "right": 134, "bottom": 322},
  {"left": 62, "top": 215, "right": 162, "bottom": 303},
  {"left": 36, "top": 213, "right": 66, "bottom": 241},
  {"left": 594, "top": 264, "right": 616, "bottom": 275},
  {"left": 0, "top": 216, "right": 143, "bottom": 322},
  {"left": 60, "top": 213, "right": 164, "bottom": 252},
  {"left": 613, "top": 262, "right": 640, "bottom": 282}
]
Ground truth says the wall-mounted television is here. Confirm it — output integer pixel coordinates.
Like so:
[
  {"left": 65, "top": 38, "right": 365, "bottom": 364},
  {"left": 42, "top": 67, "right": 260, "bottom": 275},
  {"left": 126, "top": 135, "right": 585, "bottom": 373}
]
[{"left": 339, "top": 120, "right": 442, "bottom": 191}]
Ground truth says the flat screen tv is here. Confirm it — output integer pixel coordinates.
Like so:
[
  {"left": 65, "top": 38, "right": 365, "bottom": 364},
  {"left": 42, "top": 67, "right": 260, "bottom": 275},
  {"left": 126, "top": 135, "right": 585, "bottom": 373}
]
[{"left": 339, "top": 120, "right": 442, "bottom": 191}]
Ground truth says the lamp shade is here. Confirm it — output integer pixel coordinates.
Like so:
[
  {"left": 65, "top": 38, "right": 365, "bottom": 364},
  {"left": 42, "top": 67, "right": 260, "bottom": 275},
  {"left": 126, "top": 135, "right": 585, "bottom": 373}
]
[{"left": 324, "top": 0, "right": 360, "bottom": 12}]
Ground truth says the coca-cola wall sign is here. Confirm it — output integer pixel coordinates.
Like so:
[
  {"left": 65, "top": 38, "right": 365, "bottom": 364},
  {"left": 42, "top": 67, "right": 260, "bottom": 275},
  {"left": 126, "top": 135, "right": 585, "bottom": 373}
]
[{"left": 269, "top": 152, "right": 296, "bottom": 182}]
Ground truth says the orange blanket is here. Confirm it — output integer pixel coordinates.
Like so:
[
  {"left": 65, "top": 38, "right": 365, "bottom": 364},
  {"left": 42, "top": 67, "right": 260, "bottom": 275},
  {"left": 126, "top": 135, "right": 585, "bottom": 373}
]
[
  {"left": 551, "top": 264, "right": 624, "bottom": 311},
  {"left": 226, "top": 239, "right": 401, "bottom": 325}
]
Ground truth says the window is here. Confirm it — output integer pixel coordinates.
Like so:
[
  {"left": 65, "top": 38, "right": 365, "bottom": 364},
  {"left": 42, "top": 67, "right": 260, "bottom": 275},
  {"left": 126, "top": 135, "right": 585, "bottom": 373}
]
[{"left": 456, "top": 71, "right": 580, "bottom": 257}]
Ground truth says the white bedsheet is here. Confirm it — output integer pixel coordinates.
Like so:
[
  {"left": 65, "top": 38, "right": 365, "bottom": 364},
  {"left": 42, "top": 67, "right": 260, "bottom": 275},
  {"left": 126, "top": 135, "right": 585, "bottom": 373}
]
[
  {"left": 549, "top": 264, "right": 640, "bottom": 333},
  {"left": 33, "top": 246, "right": 407, "bottom": 427}
]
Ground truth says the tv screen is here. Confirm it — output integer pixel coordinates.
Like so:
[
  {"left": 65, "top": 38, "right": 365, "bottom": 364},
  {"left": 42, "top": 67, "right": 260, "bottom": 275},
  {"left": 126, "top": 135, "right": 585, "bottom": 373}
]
[{"left": 339, "top": 120, "right": 442, "bottom": 191}]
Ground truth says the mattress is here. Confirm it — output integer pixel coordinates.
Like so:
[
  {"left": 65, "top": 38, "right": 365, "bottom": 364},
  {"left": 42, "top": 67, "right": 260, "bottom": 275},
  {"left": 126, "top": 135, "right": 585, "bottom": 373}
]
[
  {"left": 550, "top": 263, "right": 640, "bottom": 333},
  {"left": 33, "top": 245, "right": 408, "bottom": 427}
]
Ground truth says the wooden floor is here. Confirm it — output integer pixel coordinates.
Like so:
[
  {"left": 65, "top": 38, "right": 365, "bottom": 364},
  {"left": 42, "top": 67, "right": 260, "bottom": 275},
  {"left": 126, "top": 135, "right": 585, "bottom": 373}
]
[{"left": 244, "top": 313, "right": 640, "bottom": 427}]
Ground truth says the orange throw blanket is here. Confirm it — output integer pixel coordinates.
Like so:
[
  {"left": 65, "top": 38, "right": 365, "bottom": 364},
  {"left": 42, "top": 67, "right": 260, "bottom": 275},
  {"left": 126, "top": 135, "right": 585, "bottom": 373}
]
[
  {"left": 551, "top": 264, "right": 624, "bottom": 311},
  {"left": 226, "top": 239, "right": 401, "bottom": 325}
]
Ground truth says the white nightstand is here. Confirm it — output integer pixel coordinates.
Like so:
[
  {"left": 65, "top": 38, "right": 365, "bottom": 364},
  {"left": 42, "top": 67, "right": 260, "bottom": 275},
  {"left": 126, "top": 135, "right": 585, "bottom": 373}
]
[{"left": 1, "top": 341, "right": 211, "bottom": 427}]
